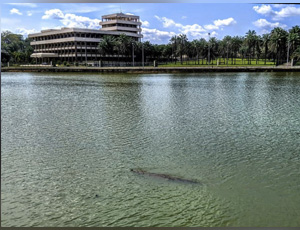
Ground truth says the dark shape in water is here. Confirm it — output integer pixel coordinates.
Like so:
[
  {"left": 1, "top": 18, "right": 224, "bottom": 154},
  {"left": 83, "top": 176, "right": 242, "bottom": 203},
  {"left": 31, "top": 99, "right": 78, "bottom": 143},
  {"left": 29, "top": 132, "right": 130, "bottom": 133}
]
[{"left": 130, "top": 168, "right": 200, "bottom": 185}]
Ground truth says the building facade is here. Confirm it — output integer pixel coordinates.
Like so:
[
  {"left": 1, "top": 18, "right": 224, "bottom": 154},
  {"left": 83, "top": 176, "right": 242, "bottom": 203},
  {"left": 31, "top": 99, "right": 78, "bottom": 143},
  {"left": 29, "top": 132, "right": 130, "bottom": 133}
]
[{"left": 28, "top": 13, "right": 142, "bottom": 63}]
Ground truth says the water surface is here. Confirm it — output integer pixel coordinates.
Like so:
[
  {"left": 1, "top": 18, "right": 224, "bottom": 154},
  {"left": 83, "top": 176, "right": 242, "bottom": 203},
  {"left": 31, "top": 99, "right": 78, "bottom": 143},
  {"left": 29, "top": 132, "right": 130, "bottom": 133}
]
[{"left": 1, "top": 72, "right": 300, "bottom": 227}]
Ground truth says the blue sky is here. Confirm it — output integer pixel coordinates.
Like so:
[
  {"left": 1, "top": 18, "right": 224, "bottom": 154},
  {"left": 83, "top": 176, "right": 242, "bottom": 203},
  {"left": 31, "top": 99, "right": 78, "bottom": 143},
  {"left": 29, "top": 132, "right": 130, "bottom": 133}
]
[{"left": 1, "top": 3, "right": 300, "bottom": 44}]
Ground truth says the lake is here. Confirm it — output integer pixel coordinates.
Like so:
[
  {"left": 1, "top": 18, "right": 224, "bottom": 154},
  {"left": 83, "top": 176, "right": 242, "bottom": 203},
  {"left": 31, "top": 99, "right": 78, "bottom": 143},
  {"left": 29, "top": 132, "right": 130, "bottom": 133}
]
[{"left": 1, "top": 72, "right": 300, "bottom": 227}]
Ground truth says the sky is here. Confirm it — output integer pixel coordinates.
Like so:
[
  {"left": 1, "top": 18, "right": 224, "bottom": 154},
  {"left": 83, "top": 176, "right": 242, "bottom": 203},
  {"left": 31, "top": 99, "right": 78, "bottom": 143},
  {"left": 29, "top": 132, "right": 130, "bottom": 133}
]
[{"left": 1, "top": 3, "right": 300, "bottom": 44}]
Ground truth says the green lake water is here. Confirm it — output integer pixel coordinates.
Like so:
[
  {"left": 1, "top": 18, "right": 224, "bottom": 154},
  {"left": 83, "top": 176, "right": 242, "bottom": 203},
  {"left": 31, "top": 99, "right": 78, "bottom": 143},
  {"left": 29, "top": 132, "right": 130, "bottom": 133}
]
[{"left": 1, "top": 72, "right": 300, "bottom": 227}]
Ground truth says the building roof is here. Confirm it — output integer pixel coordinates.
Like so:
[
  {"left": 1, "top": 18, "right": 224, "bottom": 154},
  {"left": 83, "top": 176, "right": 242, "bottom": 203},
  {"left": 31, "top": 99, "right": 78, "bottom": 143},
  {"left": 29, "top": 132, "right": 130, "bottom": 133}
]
[{"left": 102, "top": 13, "right": 139, "bottom": 18}]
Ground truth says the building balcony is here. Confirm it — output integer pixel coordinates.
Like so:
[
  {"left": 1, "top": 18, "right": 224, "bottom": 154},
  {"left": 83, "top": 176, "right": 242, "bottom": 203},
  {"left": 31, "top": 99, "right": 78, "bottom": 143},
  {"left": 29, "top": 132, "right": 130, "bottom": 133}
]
[
  {"left": 31, "top": 53, "right": 58, "bottom": 58},
  {"left": 100, "top": 26, "right": 141, "bottom": 32},
  {"left": 100, "top": 19, "right": 141, "bottom": 26},
  {"left": 34, "top": 46, "right": 99, "bottom": 52}
]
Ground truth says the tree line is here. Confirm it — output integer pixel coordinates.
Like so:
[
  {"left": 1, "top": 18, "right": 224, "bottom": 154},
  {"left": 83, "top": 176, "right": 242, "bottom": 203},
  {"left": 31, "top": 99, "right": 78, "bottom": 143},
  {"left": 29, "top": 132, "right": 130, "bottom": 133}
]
[
  {"left": 2, "top": 26, "right": 300, "bottom": 65},
  {"left": 1, "top": 31, "right": 33, "bottom": 64},
  {"left": 98, "top": 26, "right": 300, "bottom": 65}
]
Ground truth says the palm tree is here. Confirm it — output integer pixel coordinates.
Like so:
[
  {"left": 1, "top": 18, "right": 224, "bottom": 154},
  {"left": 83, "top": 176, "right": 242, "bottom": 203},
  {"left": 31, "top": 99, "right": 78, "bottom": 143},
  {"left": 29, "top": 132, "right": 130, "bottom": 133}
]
[
  {"left": 190, "top": 40, "right": 198, "bottom": 64},
  {"left": 231, "top": 36, "right": 243, "bottom": 64},
  {"left": 162, "top": 43, "right": 172, "bottom": 62},
  {"left": 255, "top": 35, "right": 262, "bottom": 64},
  {"left": 289, "top": 26, "right": 300, "bottom": 49},
  {"left": 208, "top": 37, "right": 219, "bottom": 63},
  {"left": 115, "top": 34, "right": 132, "bottom": 62},
  {"left": 198, "top": 38, "right": 207, "bottom": 64},
  {"left": 287, "top": 26, "right": 300, "bottom": 64},
  {"left": 170, "top": 35, "right": 178, "bottom": 64},
  {"left": 98, "top": 35, "right": 116, "bottom": 61},
  {"left": 291, "top": 46, "right": 300, "bottom": 61},
  {"left": 220, "top": 36, "right": 232, "bottom": 64},
  {"left": 270, "top": 27, "right": 288, "bottom": 65},
  {"left": 239, "top": 44, "right": 248, "bottom": 64},
  {"left": 177, "top": 34, "right": 188, "bottom": 64},
  {"left": 142, "top": 41, "right": 153, "bottom": 62},
  {"left": 262, "top": 34, "right": 270, "bottom": 65},
  {"left": 245, "top": 30, "right": 257, "bottom": 64}
]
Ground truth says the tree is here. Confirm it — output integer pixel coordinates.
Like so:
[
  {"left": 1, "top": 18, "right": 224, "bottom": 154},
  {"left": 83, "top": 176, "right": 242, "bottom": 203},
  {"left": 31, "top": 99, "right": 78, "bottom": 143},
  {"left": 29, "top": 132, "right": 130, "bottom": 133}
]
[
  {"left": 291, "top": 46, "right": 300, "bottom": 62},
  {"left": 231, "top": 36, "right": 243, "bottom": 64},
  {"left": 142, "top": 41, "right": 153, "bottom": 62},
  {"left": 255, "top": 35, "right": 262, "bottom": 64},
  {"left": 219, "top": 35, "right": 232, "bottom": 64},
  {"left": 208, "top": 37, "right": 219, "bottom": 63},
  {"left": 190, "top": 40, "right": 199, "bottom": 64},
  {"left": 270, "top": 27, "right": 288, "bottom": 65},
  {"left": 262, "top": 34, "right": 270, "bottom": 65},
  {"left": 177, "top": 34, "right": 188, "bottom": 64},
  {"left": 1, "top": 30, "right": 33, "bottom": 64},
  {"left": 239, "top": 44, "right": 248, "bottom": 64},
  {"left": 288, "top": 26, "right": 300, "bottom": 63},
  {"left": 162, "top": 43, "right": 172, "bottom": 61},
  {"left": 98, "top": 35, "right": 116, "bottom": 61},
  {"left": 198, "top": 38, "right": 207, "bottom": 64},
  {"left": 170, "top": 35, "right": 178, "bottom": 64},
  {"left": 115, "top": 34, "right": 132, "bottom": 61},
  {"left": 245, "top": 30, "right": 258, "bottom": 64}
]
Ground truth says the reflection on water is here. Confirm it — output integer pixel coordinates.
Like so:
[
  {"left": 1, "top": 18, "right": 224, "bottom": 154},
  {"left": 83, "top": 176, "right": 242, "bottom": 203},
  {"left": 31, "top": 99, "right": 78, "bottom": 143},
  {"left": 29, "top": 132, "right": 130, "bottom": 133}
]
[{"left": 1, "top": 72, "right": 300, "bottom": 227}]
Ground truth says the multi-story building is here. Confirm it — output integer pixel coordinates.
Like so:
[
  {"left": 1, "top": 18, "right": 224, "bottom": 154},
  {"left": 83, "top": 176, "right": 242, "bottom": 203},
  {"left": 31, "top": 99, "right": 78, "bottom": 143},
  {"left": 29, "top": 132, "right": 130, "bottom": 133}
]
[
  {"left": 100, "top": 13, "right": 142, "bottom": 36},
  {"left": 28, "top": 13, "right": 142, "bottom": 63}
]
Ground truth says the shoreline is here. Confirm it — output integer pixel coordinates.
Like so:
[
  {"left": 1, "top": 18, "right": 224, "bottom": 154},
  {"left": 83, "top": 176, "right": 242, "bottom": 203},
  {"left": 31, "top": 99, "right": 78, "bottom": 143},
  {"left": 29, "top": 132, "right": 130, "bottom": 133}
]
[{"left": 2, "top": 66, "right": 300, "bottom": 73}]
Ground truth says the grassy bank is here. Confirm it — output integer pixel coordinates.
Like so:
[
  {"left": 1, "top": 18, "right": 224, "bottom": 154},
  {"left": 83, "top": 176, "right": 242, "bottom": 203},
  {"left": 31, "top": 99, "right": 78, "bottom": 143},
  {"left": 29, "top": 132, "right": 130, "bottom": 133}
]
[
  {"left": 159, "top": 58, "right": 276, "bottom": 67},
  {"left": 2, "top": 66, "right": 300, "bottom": 74}
]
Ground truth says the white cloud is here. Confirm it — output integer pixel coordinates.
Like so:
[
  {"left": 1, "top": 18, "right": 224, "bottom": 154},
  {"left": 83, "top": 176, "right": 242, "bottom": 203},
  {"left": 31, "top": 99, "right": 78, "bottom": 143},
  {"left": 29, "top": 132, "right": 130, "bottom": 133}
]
[
  {"left": 142, "top": 27, "right": 176, "bottom": 42},
  {"left": 27, "top": 11, "right": 33, "bottom": 16},
  {"left": 153, "top": 15, "right": 234, "bottom": 40},
  {"left": 42, "top": 9, "right": 64, "bottom": 20},
  {"left": 6, "top": 3, "right": 37, "bottom": 8},
  {"left": 155, "top": 15, "right": 182, "bottom": 28},
  {"left": 61, "top": 14, "right": 101, "bottom": 29},
  {"left": 273, "top": 6, "right": 300, "bottom": 20},
  {"left": 141, "top": 20, "right": 150, "bottom": 27},
  {"left": 16, "top": 28, "right": 38, "bottom": 37},
  {"left": 181, "top": 16, "right": 187, "bottom": 19},
  {"left": 214, "top": 18, "right": 237, "bottom": 27},
  {"left": 41, "top": 26, "right": 63, "bottom": 31},
  {"left": 253, "top": 4, "right": 300, "bottom": 20},
  {"left": 205, "top": 18, "right": 237, "bottom": 30},
  {"left": 10, "top": 8, "right": 22, "bottom": 15},
  {"left": 253, "top": 5, "right": 273, "bottom": 16},
  {"left": 42, "top": 9, "right": 101, "bottom": 29},
  {"left": 155, "top": 15, "right": 235, "bottom": 38},
  {"left": 204, "top": 24, "right": 219, "bottom": 30},
  {"left": 253, "top": 19, "right": 287, "bottom": 33},
  {"left": 154, "top": 15, "right": 207, "bottom": 37},
  {"left": 180, "top": 24, "right": 206, "bottom": 37}
]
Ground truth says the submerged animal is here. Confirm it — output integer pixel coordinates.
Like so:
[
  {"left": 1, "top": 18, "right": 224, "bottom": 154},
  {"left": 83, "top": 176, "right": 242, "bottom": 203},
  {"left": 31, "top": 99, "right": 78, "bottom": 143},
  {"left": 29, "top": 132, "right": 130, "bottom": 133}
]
[{"left": 130, "top": 168, "right": 200, "bottom": 185}]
